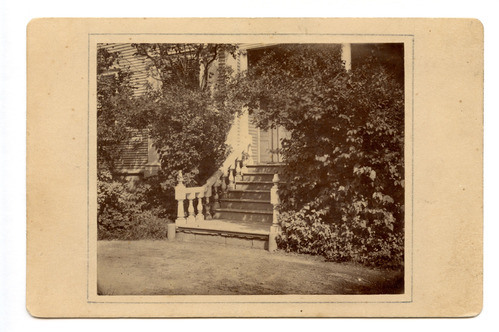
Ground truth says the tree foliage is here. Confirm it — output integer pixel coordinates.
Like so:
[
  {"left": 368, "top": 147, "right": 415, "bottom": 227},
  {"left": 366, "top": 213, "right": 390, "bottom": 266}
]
[
  {"left": 97, "top": 47, "right": 136, "bottom": 171},
  {"left": 132, "top": 43, "right": 238, "bottom": 92},
  {"left": 97, "top": 44, "right": 239, "bottom": 238},
  {"left": 129, "top": 43, "right": 239, "bottom": 185},
  {"left": 229, "top": 44, "right": 405, "bottom": 268}
]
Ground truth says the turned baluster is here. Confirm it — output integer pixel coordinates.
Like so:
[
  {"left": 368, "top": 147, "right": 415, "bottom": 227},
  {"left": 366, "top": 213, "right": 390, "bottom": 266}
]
[
  {"left": 213, "top": 178, "right": 221, "bottom": 209},
  {"left": 175, "top": 171, "right": 186, "bottom": 225},
  {"left": 205, "top": 196, "right": 212, "bottom": 220},
  {"left": 241, "top": 154, "right": 249, "bottom": 179},
  {"left": 246, "top": 144, "right": 254, "bottom": 166},
  {"left": 221, "top": 172, "right": 227, "bottom": 193},
  {"left": 205, "top": 185, "right": 212, "bottom": 220},
  {"left": 228, "top": 167, "right": 235, "bottom": 190},
  {"left": 196, "top": 191, "right": 204, "bottom": 222},
  {"left": 235, "top": 159, "right": 242, "bottom": 182},
  {"left": 186, "top": 192, "right": 195, "bottom": 223}
]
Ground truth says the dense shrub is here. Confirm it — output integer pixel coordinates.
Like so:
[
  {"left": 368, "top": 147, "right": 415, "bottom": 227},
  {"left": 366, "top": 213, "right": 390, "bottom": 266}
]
[
  {"left": 231, "top": 44, "right": 405, "bottom": 268},
  {"left": 97, "top": 168, "right": 170, "bottom": 240},
  {"left": 276, "top": 200, "right": 404, "bottom": 269}
]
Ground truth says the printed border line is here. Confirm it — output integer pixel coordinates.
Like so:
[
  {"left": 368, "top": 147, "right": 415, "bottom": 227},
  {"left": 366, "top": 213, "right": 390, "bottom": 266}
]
[
  {"left": 88, "top": 33, "right": 415, "bottom": 304},
  {"left": 89, "top": 32, "right": 415, "bottom": 37},
  {"left": 87, "top": 300, "right": 413, "bottom": 304},
  {"left": 87, "top": 33, "right": 90, "bottom": 301},
  {"left": 411, "top": 36, "right": 415, "bottom": 303}
]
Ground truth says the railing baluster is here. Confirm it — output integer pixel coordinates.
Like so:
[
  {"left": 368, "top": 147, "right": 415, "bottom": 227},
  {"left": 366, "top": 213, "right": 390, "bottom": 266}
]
[
  {"left": 221, "top": 173, "right": 227, "bottom": 192},
  {"left": 205, "top": 196, "right": 212, "bottom": 220},
  {"left": 187, "top": 193, "right": 195, "bottom": 223},
  {"left": 241, "top": 154, "right": 248, "bottom": 178},
  {"left": 205, "top": 185, "right": 213, "bottom": 220},
  {"left": 228, "top": 167, "right": 235, "bottom": 190},
  {"left": 196, "top": 192, "right": 204, "bottom": 222},
  {"left": 235, "top": 159, "right": 242, "bottom": 182},
  {"left": 214, "top": 178, "right": 221, "bottom": 209},
  {"left": 246, "top": 143, "right": 254, "bottom": 166}
]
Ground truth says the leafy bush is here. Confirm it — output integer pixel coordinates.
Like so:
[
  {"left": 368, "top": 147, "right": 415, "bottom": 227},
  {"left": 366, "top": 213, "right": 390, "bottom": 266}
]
[
  {"left": 97, "top": 168, "right": 170, "bottom": 240},
  {"left": 276, "top": 199, "right": 404, "bottom": 269},
  {"left": 231, "top": 44, "right": 405, "bottom": 268}
]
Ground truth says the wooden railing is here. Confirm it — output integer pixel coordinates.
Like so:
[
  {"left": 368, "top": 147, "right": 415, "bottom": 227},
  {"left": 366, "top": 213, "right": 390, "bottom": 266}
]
[
  {"left": 173, "top": 150, "right": 282, "bottom": 252},
  {"left": 175, "top": 169, "right": 221, "bottom": 226},
  {"left": 174, "top": 149, "right": 253, "bottom": 226}
]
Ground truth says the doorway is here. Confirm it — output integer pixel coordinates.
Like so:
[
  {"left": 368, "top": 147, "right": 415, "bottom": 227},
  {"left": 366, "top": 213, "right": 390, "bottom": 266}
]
[{"left": 258, "top": 126, "right": 290, "bottom": 164}]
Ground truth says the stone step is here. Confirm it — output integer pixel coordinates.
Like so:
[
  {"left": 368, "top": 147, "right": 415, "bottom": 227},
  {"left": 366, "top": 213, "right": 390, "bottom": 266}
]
[
  {"left": 220, "top": 198, "right": 273, "bottom": 211},
  {"left": 213, "top": 208, "right": 273, "bottom": 223},
  {"left": 233, "top": 181, "right": 273, "bottom": 191},
  {"left": 245, "top": 164, "right": 283, "bottom": 174},
  {"left": 225, "top": 189, "right": 271, "bottom": 201},
  {"left": 241, "top": 173, "right": 275, "bottom": 182},
  {"left": 175, "top": 219, "right": 270, "bottom": 250}
]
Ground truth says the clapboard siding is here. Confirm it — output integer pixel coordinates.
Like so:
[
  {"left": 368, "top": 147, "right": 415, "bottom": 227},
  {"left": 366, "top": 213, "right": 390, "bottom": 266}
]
[
  {"left": 98, "top": 44, "right": 152, "bottom": 173},
  {"left": 98, "top": 43, "right": 151, "bottom": 97},
  {"left": 115, "top": 129, "right": 149, "bottom": 169},
  {"left": 217, "top": 50, "right": 226, "bottom": 87},
  {"left": 248, "top": 114, "right": 259, "bottom": 163}
]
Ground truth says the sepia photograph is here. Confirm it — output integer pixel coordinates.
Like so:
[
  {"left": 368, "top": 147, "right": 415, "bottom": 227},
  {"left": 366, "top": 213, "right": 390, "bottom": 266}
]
[
  {"left": 25, "top": 17, "right": 483, "bottom": 318},
  {"left": 96, "top": 42, "right": 406, "bottom": 296}
]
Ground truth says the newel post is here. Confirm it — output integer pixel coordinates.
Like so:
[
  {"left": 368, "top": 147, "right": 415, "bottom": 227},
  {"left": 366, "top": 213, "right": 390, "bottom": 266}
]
[
  {"left": 175, "top": 171, "right": 187, "bottom": 226},
  {"left": 269, "top": 173, "right": 281, "bottom": 251}
]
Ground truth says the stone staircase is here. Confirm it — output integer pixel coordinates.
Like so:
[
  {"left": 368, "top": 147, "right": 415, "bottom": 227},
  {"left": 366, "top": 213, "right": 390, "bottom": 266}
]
[{"left": 175, "top": 164, "right": 282, "bottom": 249}]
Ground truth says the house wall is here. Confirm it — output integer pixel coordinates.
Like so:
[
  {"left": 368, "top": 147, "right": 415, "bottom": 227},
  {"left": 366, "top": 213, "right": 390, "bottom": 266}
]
[
  {"left": 220, "top": 47, "right": 256, "bottom": 170},
  {"left": 238, "top": 50, "right": 260, "bottom": 164},
  {"left": 98, "top": 43, "right": 161, "bottom": 179}
]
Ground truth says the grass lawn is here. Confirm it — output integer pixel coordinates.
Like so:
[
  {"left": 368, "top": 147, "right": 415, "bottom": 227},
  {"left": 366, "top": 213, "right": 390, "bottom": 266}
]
[{"left": 97, "top": 240, "right": 404, "bottom": 295}]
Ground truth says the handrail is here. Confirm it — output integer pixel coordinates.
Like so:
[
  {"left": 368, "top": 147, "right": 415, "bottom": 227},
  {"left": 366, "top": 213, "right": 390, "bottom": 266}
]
[{"left": 174, "top": 146, "right": 253, "bottom": 226}]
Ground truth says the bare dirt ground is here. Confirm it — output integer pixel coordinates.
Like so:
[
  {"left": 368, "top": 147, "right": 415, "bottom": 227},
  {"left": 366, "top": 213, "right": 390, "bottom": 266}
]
[{"left": 97, "top": 240, "right": 404, "bottom": 295}]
